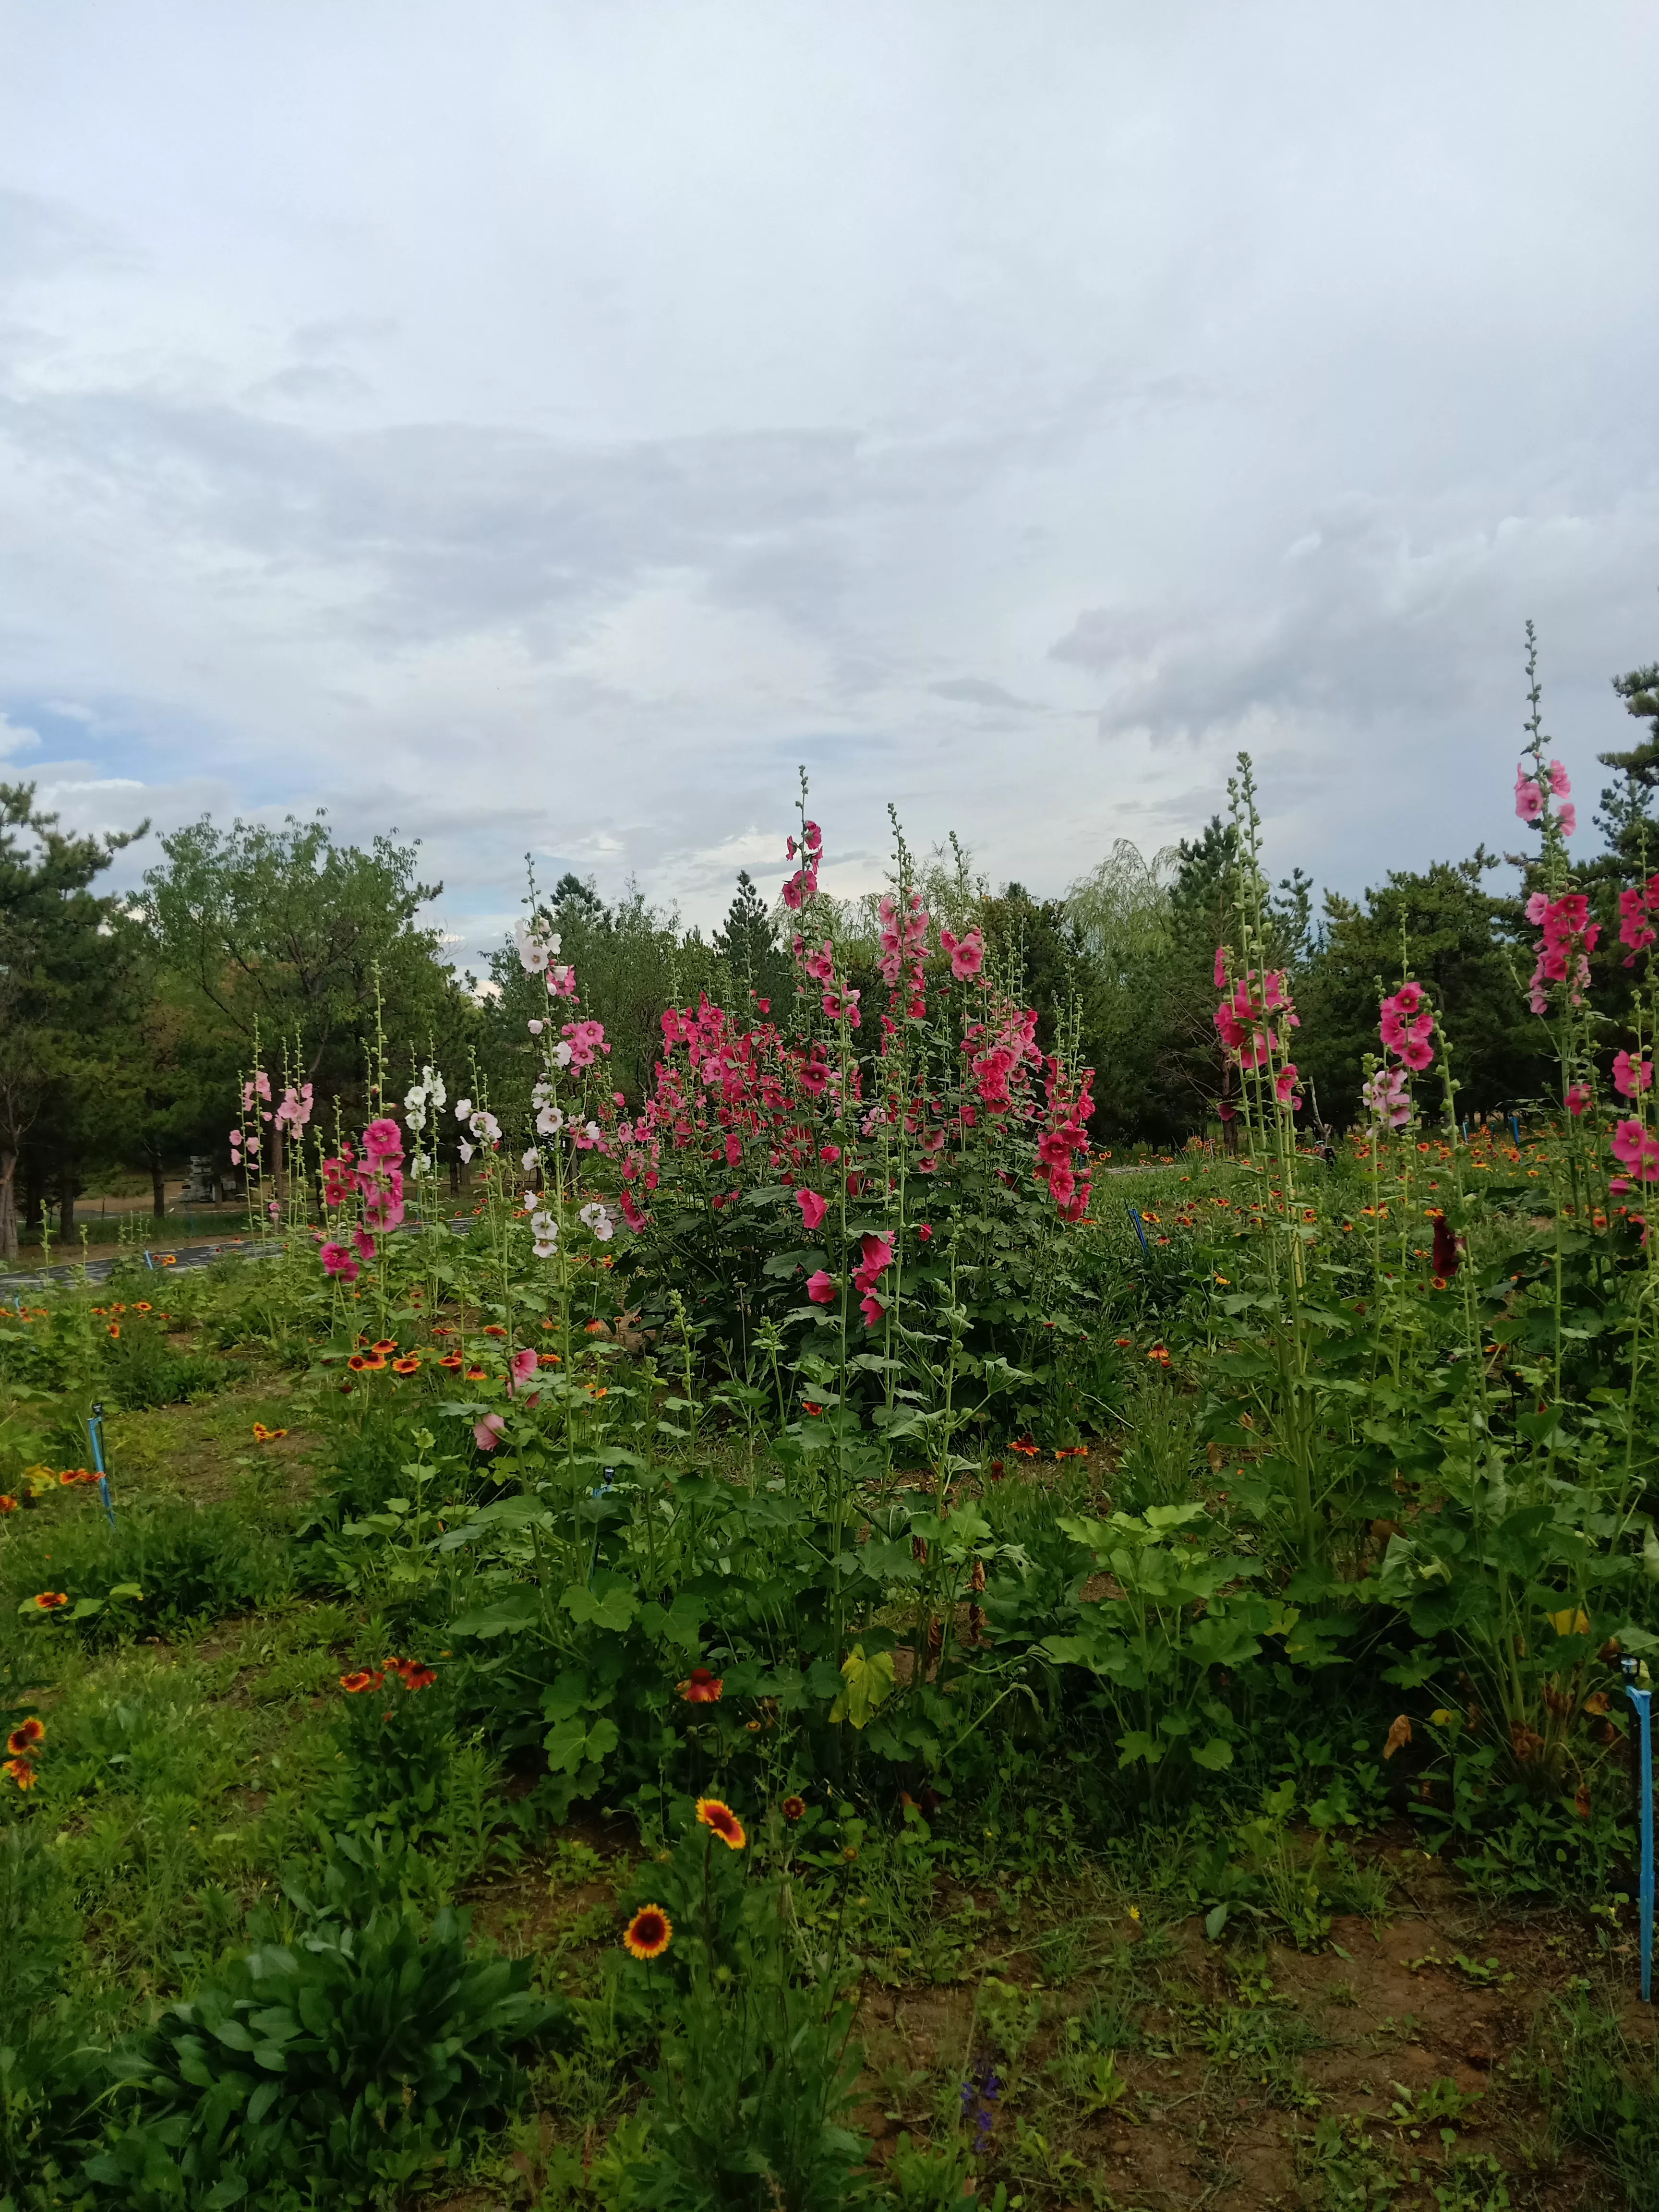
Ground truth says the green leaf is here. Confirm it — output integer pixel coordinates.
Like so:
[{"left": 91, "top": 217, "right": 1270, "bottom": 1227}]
[
  {"left": 561, "top": 1583, "right": 638, "bottom": 1632},
  {"left": 1190, "top": 1738, "right": 1235, "bottom": 1772},
  {"left": 446, "top": 1588, "right": 542, "bottom": 1638},
  {"left": 829, "top": 1644, "right": 896, "bottom": 1729}
]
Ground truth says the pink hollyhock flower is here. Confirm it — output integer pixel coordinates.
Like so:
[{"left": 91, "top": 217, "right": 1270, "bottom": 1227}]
[
  {"left": 1614, "top": 1051, "right": 1653, "bottom": 1098},
  {"left": 799, "top": 1058, "right": 830, "bottom": 1097},
  {"left": 1380, "top": 1008, "right": 1407, "bottom": 1051},
  {"left": 1564, "top": 1082, "right": 1591, "bottom": 1116},
  {"left": 804, "top": 939, "right": 835, "bottom": 982},
  {"left": 858, "top": 1231, "right": 894, "bottom": 1278},
  {"left": 795, "top": 1188, "right": 828, "bottom": 1231},
  {"left": 352, "top": 1227, "right": 376, "bottom": 1262},
  {"left": 723, "top": 1132, "right": 742, "bottom": 1168},
  {"left": 1611, "top": 1118, "right": 1652, "bottom": 1168},
  {"left": 362, "top": 1118, "right": 403, "bottom": 1160},
  {"left": 1213, "top": 946, "right": 1227, "bottom": 989},
  {"left": 819, "top": 1143, "right": 841, "bottom": 1162},
  {"left": 1619, "top": 886, "right": 1657, "bottom": 964},
  {"left": 1526, "top": 890, "right": 1551, "bottom": 925},
  {"left": 1515, "top": 771, "right": 1544, "bottom": 822},
  {"left": 509, "top": 1348, "right": 539, "bottom": 1391},
  {"left": 803, "top": 819, "right": 822, "bottom": 853},
  {"left": 1274, "top": 1063, "right": 1299, "bottom": 1103},
  {"left": 1391, "top": 980, "right": 1424, "bottom": 1014},
  {"left": 528, "top": 1018, "right": 544, "bottom": 1035},
  {"left": 473, "top": 1413, "right": 507, "bottom": 1451},
  {"left": 1611, "top": 1176, "right": 1634, "bottom": 1194},
  {"left": 619, "top": 1189, "right": 647, "bottom": 1232},
  {"left": 1548, "top": 759, "right": 1572, "bottom": 796},
  {"left": 822, "top": 986, "right": 860, "bottom": 1025},
  {"left": 806, "top": 1269, "right": 837, "bottom": 1304},
  {"left": 1049, "top": 1164, "right": 1076, "bottom": 1207},
  {"left": 320, "top": 1242, "right": 360, "bottom": 1282},
  {"left": 1214, "top": 1002, "right": 1247, "bottom": 1052},
  {"left": 546, "top": 963, "right": 578, "bottom": 998},
  {"left": 1401, "top": 1036, "right": 1435, "bottom": 1071},
  {"left": 945, "top": 927, "right": 985, "bottom": 980},
  {"left": 860, "top": 1291, "right": 885, "bottom": 1328}
]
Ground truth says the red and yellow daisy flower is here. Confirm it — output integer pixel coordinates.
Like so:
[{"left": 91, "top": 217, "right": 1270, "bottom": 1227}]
[
  {"left": 396, "top": 1661, "right": 438, "bottom": 1691},
  {"left": 437, "top": 1351, "right": 463, "bottom": 1370},
  {"left": 360, "top": 1354, "right": 387, "bottom": 1372},
  {"left": 1009, "top": 1438, "right": 1038, "bottom": 1457},
  {"left": 106, "top": 1324, "right": 120, "bottom": 1339},
  {"left": 695, "top": 1797, "right": 746, "bottom": 1851},
  {"left": 678, "top": 1667, "right": 723, "bottom": 1705},
  {"left": 392, "top": 1355, "right": 421, "bottom": 1376},
  {"left": 7, "top": 1718, "right": 44, "bottom": 1754},
  {"left": 339, "top": 1669, "right": 385, "bottom": 1694},
  {"left": 371, "top": 1338, "right": 397, "bottom": 1355},
  {"left": 2, "top": 1757, "right": 37, "bottom": 1791},
  {"left": 623, "top": 1904, "right": 673, "bottom": 1960},
  {"left": 31, "top": 1593, "right": 68, "bottom": 1612},
  {"left": 0, "top": 1497, "right": 17, "bottom": 1515},
  {"left": 465, "top": 1364, "right": 488, "bottom": 1381},
  {"left": 348, "top": 1354, "right": 369, "bottom": 1372},
  {"left": 483, "top": 1324, "right": 507, "bottom": 1338},
  {"left": 781, "top": 1794, "right": 806, "bottom": 1822}
]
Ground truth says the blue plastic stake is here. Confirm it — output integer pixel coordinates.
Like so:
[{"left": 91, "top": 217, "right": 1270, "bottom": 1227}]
[
  {"left": 1509, "top": 1114, "right": 1522, "bottom": 1147},
  {"left": 87, "top": 1401, "right": 117, "bottom": 1528},
  {"left": 1625, "top": 1659, "right": 1654, "bottom": 2003},
  {"left": 143, "top": 1250, "right": 155, "bottom": 1271},
  {"left": 1127, "top": 1204, "right": 1148, "bottom": 1253}
]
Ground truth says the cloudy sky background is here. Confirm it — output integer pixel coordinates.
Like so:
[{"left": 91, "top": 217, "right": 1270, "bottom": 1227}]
[{"left": 2, "top": 0, "right": 1656, "bottom": 961}]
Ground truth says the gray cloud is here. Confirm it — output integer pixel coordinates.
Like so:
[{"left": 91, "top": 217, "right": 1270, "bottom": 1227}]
[{"left": 0, "top": 0, "right": 1655, "bottom": 955}]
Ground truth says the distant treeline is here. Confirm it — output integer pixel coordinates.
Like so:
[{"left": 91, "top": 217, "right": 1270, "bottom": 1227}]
[{"left": 2, "top": 644, "right": 1655, "bottom": 1256}]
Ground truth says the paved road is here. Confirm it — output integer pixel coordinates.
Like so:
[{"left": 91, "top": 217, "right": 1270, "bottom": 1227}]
[{"left": 0, "top": 1217, "right": 486, "bottom": 1297}]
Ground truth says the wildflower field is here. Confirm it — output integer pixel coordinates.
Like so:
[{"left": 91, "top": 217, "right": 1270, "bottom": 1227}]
[{"left": 8, "top": 717, "right": 1659, "bottom": 2212}]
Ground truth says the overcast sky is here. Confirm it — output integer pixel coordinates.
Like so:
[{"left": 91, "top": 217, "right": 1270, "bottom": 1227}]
[{"left": 2, "top": 0, "right": 1656, "bottom": 960}]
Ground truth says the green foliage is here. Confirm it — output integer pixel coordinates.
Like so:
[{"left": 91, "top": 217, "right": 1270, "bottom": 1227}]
[{"left": 92, "top": 1850, "right": 562, "bottom": 2209}]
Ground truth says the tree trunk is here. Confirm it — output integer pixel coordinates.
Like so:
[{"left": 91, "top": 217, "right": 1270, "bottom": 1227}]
[
  {"left": 151, "top": 1156, "right": 167, "bottom": 1217},
  {"left": 0, "top": 1149, "right": 16, "bottom": 1261}
]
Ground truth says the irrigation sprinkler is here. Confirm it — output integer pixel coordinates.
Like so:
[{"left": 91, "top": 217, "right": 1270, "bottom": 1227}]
[{"left": 1624, "top": 1657, "right": 1654, "bottom": 2003}]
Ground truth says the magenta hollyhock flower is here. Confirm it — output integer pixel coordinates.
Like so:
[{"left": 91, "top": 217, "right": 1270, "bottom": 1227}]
[
  {"left": 806, "top": 1269, "right": 837, "bottom": 1304},
  {"left": 803, "top": 939, "right": 835, "bottom": 983},
  {"left": 1400, "top": 1037, "right": 1434, "bottom": 1071},
  {"left": 859, "top": 1291, "right": 885, "bottom": 1328},
  {"left": 1213, "top": 945, "right": 1227, "bottom": 989},
  {"left": 1614, "top": 1051, "right": 1654, "bottom": 1098},
  {"left": 352, "top": 1226, "right": 376, "bottom": 1262},
  {"left": 1274, "top": 1063, "right": 1299, "bottom": 1103},
  {"left": 795, "top": 1188, "right": 829, "bottom": 1231},
  {"left": 1564, "top": 1082, "right": 1591, "bottom": 1117},
  {"left": 1048, "top": 1164, "right": 1076, "bottom": 1207},
  {"left": 917, "top": 1223, "right": 933, "bottom": 1241},
  {"left": 320, "top": 1242, "right": 360, "bottom": 1282},
  {"left": 362, "top": 1118, "right": 403, "bottom": 1160},
  {"left": 620, "top": 1189, "right": 647, "bottom": 1232},
  {"left": 473, "top": 1413, "right": 506, "bottom": 1451}
]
